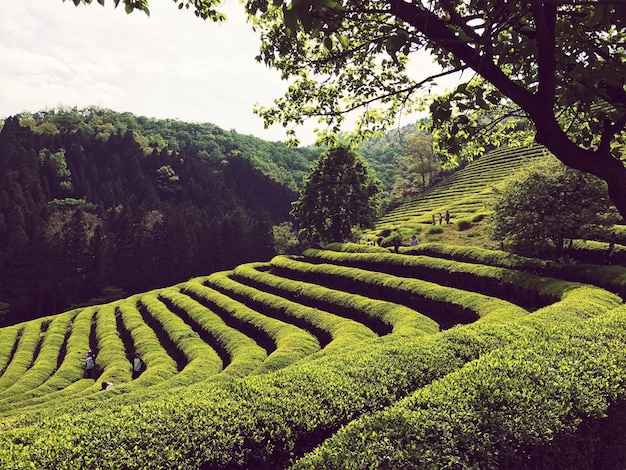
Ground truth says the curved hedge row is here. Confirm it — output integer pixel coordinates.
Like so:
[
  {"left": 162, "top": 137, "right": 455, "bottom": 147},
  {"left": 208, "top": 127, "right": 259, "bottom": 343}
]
[
  {"left": 157, "top": 289, "right": 268, "bottom": 379},
  {"left": 0, "top": 285, "right": 617, "bottom": 469},
  {"left": 0, "top": 311, "right": 75, "bottom": 405},
  {"left": 301, "top": 248, "right": 581, "bottom": 310},
  {"left": 114, "top": 298, "right": 179, "bottom": 390},
  {"left": 0, "top": 318, "right": 47, "bottom": 395},
  {"left": 269, "top": 255, "right": 529, "bottom": 329},
  {"left": 0, "top": 307, "right": 97, "bottom": 415},
  {"left": 232, "top": 262, "right": 439, "bottom": 337},
  {"left": 92, "top": 304, "right": 132, "bottom": 387},
  {"left": 294, "top": 303, "right": 626, "bottom": 469},
  {"left": 182, "top": 279, "right": 321, "bottom": 374},
  {"left": 138, "top": 293, "right": 224, "bottom": 387},
  {"left": 0, "top": 326, "right": 23, "bottom": 379},
  {"left": 407, "top": 242, "right": 626, "bottom": 299},
  {"left": 204, "top": 271, "right": 378, "bottom": 354}
]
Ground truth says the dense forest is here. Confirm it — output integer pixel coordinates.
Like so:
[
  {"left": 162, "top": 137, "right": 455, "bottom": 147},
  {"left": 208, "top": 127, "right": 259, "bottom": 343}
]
[
  {"left": 0, "top": 107, "right": 446, "bottom": 327},
  {"left": 0, "top": 108, "right": 322, "bottom": 327}
]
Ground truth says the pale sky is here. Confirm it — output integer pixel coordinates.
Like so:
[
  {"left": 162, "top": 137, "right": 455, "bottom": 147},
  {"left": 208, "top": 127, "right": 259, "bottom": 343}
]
[{"left": 0, "top": 0, "right": 460, "bottom": 145}]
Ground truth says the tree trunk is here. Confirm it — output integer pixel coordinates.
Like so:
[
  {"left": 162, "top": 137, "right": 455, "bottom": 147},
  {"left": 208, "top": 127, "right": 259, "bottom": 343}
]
[{"left": 533, "top": 121, "right": 626, "bottom": 222}]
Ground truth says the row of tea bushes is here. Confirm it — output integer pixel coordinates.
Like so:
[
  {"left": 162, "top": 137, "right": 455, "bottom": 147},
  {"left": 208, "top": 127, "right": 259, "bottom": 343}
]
[
  {"left": 114, "top": 299, "right": 179, "bottom": 389},
  {"left": 92, "top": 304, "right": 132, "bottom": 387},
  {"left": 269, "top": 255, "right": 529, "bottom": 329},
  {"left": 182, "top": 279, "right": 322, "bottom": 374},
  {"left": 409, "top": 242, "right": 626, "bottom": 298},
  {"left": 294, "top": 302, "right": 626, "bottom": 469},
  {"left": 158, "top": 289, "right": 268, "bottom": 379},
  {"left": 0, "top": 307, "right": 97, "bottom": 414},
  {"left": 0, "top": 312, "right": 73, "bottom": 403},
  {"left": 0, "top": 326, "right": 22, "bottom": 376},
  {"left": 0, "top": 285, "right": 617, "bottom": 469},
  {"left": 138, "top": 293, "right": 223, "bottom": 387},
  {"left": 232, "top": 262, "right": 439, "bottom": 337},
  {"left": 0, "top": 318, "right": 49, "bottom": 395},
  {"left": 302, "top": 248, "right": 580, "bottom": 309},
  {"left": 376, "top": 145, "right": 546, "bottom": 227},
  {"left": 204, "top": 271, "right": 378, "bottom": 354}
]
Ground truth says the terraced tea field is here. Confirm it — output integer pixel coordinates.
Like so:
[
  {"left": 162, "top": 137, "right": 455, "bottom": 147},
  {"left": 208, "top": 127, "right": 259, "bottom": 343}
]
[
  {"left": 1, "top": 145, "right": 625, "bottom": 469},
  {"left": 376, "top": 143, "right": 548, "bottom": 230}
]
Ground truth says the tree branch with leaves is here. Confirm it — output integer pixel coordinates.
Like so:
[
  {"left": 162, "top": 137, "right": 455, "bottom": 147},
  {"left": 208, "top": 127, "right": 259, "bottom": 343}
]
[{"left": 66, "top": 0, "right": 626, "bottom": 218}]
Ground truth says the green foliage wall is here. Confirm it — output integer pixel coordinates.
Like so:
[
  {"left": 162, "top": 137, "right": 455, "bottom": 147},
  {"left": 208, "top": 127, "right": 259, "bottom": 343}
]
[{"left": 0, "top": 109, "right": 306, "bottom": 326}]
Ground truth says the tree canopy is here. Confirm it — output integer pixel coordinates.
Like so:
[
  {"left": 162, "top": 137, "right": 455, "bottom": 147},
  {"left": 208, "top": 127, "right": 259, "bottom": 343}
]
[
  {"left": 67, "top": 1, "right": 626, "bottom": 218},
  {"left": 291, "top": 145, "right": 381, "bottom": 243},
  {"left": 488, "top": 156, "right": 616, "bottom": 258}
]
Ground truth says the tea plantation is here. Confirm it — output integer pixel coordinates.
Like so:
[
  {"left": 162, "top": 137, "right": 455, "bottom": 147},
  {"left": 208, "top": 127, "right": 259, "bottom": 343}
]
[{"left": 1, "top": 145, "right": 625, "bottom": 469}]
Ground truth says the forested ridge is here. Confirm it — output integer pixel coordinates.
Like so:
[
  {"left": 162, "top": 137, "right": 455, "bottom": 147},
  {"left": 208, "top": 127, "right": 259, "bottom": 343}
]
[{"left": 0, "top": 107, "right": 322, "bottom": 326}]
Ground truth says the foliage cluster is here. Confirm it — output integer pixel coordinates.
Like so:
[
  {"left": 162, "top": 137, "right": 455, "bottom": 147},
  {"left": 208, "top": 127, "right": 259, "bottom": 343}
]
[
  {"left": 182, "top": 278, "right": 321, "bottom": 374},
  {"left": 233, "top": 261, "right": 438, "bottom": 337},
  {"left": 0, "top": 277, "right": 620, "bottom": 468},
  {"left": 0, "top": 109, "right": 303, "bottom": 326},
  {"left": 488, "top": 157, "right": 617, "bottom": 257},
  {"left": 269, "top": 253, "right": 527, "bottom": 330},
  {"left": 291, "top": 145, "right": 382, "bottom": 244},
  {"left": 296, "top": 297, "right": 626, "bottom": 469},
  {"left": 301, "top": 247, "right": 578, "bottom": 311}
]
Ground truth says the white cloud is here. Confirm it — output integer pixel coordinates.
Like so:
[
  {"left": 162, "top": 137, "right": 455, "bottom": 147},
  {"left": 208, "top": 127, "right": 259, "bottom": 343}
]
[{"left": 0, "top": 0, "right": 461, "bottom": 145}]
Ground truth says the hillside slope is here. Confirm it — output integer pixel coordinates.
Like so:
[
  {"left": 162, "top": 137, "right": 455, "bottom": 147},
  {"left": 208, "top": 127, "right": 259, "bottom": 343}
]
[{"left": 1, "top": 145, "right": 625, "bottom": 469}]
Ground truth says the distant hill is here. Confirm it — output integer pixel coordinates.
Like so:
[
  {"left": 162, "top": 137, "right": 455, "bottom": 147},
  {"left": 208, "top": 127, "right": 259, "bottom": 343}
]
[{"left": 0, "top": 108, "right": 322, "bottom": 326}]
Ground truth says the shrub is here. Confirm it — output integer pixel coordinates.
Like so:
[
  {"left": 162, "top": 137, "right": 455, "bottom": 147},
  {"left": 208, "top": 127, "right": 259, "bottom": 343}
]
[
  {"left": 427, "top": 225, "right": 444, "bottom": 235},
  {"left": 456, "top": 218, "right": 474, "bottom": 231}
]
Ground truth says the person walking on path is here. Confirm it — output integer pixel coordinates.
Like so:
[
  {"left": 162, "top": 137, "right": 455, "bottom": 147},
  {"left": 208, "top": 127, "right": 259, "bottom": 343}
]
[
  {"left": 438, "top": 213, "right": 443, "bottom": 225},
  {"left": 445, "top": 210, "right": 450, "bottom": 224},
  {"left": 132, "top": 353, "right": 144, "bottom": 379},
  {"left": 84, "top": 351, "right": 95, "bottom": 379}
]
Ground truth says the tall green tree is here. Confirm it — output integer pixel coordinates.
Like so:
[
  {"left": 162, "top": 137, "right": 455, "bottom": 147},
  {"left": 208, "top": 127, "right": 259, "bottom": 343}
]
[
  {"left": 292, "top": 145, "right": 381, "bottom": 244},
  {"left": 488, "top": 157, "right": 616, "bottom": 258},
  {"left": 87, "top": 0, "right": 626, "bottom": 220},
  {"left": 391, "top": 134, "right": 441, "bottom": 200}
]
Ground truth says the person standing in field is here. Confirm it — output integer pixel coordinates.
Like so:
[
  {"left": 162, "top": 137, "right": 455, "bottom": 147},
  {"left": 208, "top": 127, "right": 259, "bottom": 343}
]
[
  {"left": 445, "top": 210, "right": 450, "bottom": 224},
  {"left": 84, "top": 351, "right": 95, "bottom": 378},
  {"left": 411, "top": 234, "right": 419, "bottom": 246},
  {"left": 132, "top": 353, "right": 144, "bottom": 379}
]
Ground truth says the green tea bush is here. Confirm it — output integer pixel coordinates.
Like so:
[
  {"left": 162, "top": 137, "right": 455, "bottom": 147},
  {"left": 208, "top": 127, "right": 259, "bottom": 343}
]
[
  {"left": 115, "top": 300, "right": 178, "bottom": 388},
  {"left": 139, "top": 293, "right": 223, "bottom": 386},
  {"left": 94, "top": 305, "right": 132, "bottom": 387},
  {"left": 427, "top": 225, "right": 444, "bottom": 235},
  {"left": 233, "top": 262, "right": 439, "bottom": 337},
  {"left": 158, "top": 289, "right": 268, "bottom": 379},
  {"left": 0, "top": 284, "right": 618, "bottom": 470},
  {"left": 0, "top": 311, "right": 74, "bottom": 405},
  {"left": 183, "top": 279, "right": 321, "bottom": 374},
  {"left": 0, "top": 326, "right": 21, "bottom": 375},
  {"left": 415, "top": 242, "right": 550, "bottom": 272},
  {"left": 294, "top": 303, "right": 626, "bottom": 470},
  {"left": 0, "top": 319, "right": 48, "bottom": 394},
  {"left": 456, "top": 218, "right": 473, "bottom": 231},
  {"left": 205, "top": 271, "right": 377, "bottom": 354},
  {"left": 300, "top": 248, "right": 579, "bottom": 310},
  {"left": 270, "top": 255, "right": 529, "bottom": 329}
]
